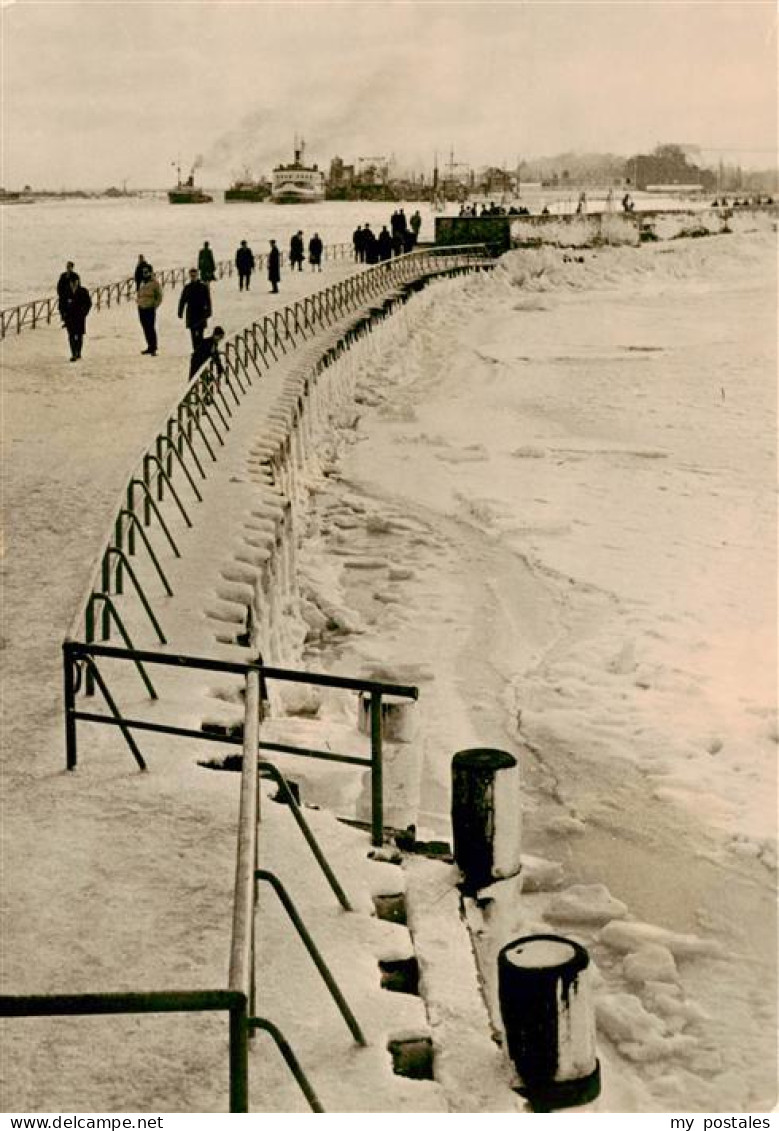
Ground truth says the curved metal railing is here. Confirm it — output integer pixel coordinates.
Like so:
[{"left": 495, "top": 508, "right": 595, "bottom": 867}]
[{"left": 64, "top": 243, "right": 492, "bottom": 655}]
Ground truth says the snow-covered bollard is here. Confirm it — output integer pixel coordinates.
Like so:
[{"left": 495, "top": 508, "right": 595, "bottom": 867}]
[
  {"left": 498, "top": 934, "right": 600, "bottom": 1111},
  {"left": 450, "top": 748, "right": 521, "bottom": 894},
  {"left": 357, "top": 693, "right": 417, "bottom": 743}
]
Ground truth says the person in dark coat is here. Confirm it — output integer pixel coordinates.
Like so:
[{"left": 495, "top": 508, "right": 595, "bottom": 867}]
[
  {"left": 235, "top": 240, "right": 254, "bottom": 291},
  {"left": 57, "top": 261, "right": 78, "bottom": 305},
  {"left": 377, "top": 226, "right": 393, "bottom": 261},
  {"left": 308, "top": 233, "right": 323, "bottom": 271},
  {"left": 58, "top": 273, "right": 92, "bottom": 361},
  {"left": 289, "top": 231, "right": 304, "bottom": 271},
  {"left": 178, "top": 267, "right": 212, "bottom": 347},
  {"left": 410, "top": 210, "right": 422, "bottom": 242},
  {"left": 268, "top": 240, "right": 281, "bottom": 293},
  {"left": 198, "top": 241, "right": 216, "bottom": 282},
  {"left": 134, "top": 254, "right": 152, "bottom": 290},
  {"left": 352, "top": 225, "right": 364, "bottom": 262},
  {"left": 189, "top": 325, "right": 225, "bottom": 381},
  {"left": 363, "top": 224, "right": 377, "bottom": 264}
]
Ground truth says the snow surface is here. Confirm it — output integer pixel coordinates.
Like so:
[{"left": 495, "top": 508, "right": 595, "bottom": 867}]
[{"left": 2, "top": 209, "right": 777, "bottom": 1113}]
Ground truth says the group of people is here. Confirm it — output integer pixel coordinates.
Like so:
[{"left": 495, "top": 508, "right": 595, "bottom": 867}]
[
  {"left": 56, "top": 212, "right": 427, "bottom": 371},
  {"left": 287, "top": 230, "right": 324, "bottom": 273},
  {"left": 352, "top": 208, "right": 422, "bottom": 264}
]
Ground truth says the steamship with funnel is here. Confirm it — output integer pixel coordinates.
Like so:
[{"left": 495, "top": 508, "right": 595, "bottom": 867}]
[
  {"left": 168, "top": 162, "right": 212, "bottom": 204},
  {"left": 271, "top": 139, "right": 325, "bottom": 204}
]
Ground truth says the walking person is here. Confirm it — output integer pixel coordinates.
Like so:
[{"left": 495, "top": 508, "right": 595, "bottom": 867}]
[
  {"left": 268, "top": 239, "right": 281, "bottom": 293},
  {"left": 178, "top": 267, "right": 212, "bottom": 347},
  {"left": 308, "top": 232, "right": 323, "bottom": 271},
  {"left": 235, "top": 240, "right": 255, "bottom": 291},
  {"left": 136, "top": 265, "right": 163, "bottom": 355},
  {"left": 58, "top": 273, "right": 92, "bottom": 361},
  {"left": 189, "top": 325, "right": 225, "bottom": 381},
  {"left": 289, "top": 230, "right": 304, "bottom": 271},
  {"left": 198, "top": 240, "right": 216, "bottom": 282},
  {"left": 134, "top": 254, "right": 152, "bottom": 290}
]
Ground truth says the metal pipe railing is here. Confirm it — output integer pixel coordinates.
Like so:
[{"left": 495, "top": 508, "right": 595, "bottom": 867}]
[
  {"left": 64, "top": 244, "right": 492, "bottom": 650},
  {"left": 1, "top": 242, "right": 356, "bottom": 338}
]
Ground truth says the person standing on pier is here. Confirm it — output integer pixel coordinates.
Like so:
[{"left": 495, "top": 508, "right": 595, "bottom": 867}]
[
  {"left": 289, "top": 230, "right": 304, "bottom": 271},
  {"left": 178, "top": 267, "right": 212, "bottom": 347},
  {"left": 352, "top": 224, "right": 364, "bottom": 262},
  {"left": 58, "top": 273, "right": 92, "bottom": 362},
  {"left": 268, "top": 239, "right": 281, "bottom": 293},
  {"left": 377, "top": 225, "right": 393, "bottom": 261},
  {"left": 410, "top": 210, "right": 422, "bottom": 244},
  {"left": 136, "top": 265, "right": 163, "bottom": 356},
  {"left": 308, "top": 233, "right": 323, "bottom": 271},
  {"left": 198, "top": 240, "right": 216, "bottom": 283},
  {"left": 235, "top": 240, "right": 255, "bottom": 291}
]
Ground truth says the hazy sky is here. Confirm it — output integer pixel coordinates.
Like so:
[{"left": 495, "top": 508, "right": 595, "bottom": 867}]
[{"left": 2, "top": 0, "right": 777, "bottom": 189}]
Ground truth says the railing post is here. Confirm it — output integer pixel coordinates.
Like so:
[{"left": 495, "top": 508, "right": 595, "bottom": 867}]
[
  {"left": 229, "top": 997, "right": 249, "bottom": 1112},
  {"left": 63, "top": 643, "right": 78, "bottom": 770},
  {"left": 156, "top": 436, "right": 165, "bottom": 503},
  {"left": 370, "top": 691, "right": 383, "bottom": 846}
]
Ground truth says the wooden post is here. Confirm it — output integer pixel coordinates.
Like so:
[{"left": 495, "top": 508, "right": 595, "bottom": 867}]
[
  {"left": 451, "top": 748, "right": 521, "bottom": 893},
  {"left": 498, "top": 934, "right": 600, "bottom": 1111}
]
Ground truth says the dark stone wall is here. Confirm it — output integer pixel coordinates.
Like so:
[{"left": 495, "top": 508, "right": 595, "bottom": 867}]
[{"left": 434, "top": 215, "right": 512, "bottom": 253}]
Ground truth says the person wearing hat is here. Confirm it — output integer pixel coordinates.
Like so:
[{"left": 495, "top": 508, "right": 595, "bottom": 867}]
[
  {"left": 268, "top": 239, "right": 281, "bottom": 293},
  {"left": 178, "top": 267, "right": 212, "bottom": 347}
]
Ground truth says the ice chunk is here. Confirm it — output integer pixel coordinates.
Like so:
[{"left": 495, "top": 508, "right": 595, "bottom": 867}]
[
  {"left": 544, "top": 883, "right": 628, "bottom": 926},
  {"left": 622, "top": 944, "right": 679, "bottom": 985},
  {"left": 598, "top": 919, "right": 723, "bottom": 958},
  {"left": 519, "top": 854, "right": 564, "bottom": 893}
]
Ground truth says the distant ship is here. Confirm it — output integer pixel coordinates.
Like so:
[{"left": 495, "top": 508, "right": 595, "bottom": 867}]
[
  {"left": 168, "top": 163, "right": 213, "bottom": 204},
  {"left": 271, "top": 140, "right": 325, "bottom": 204},
  {"left": 225, "top": 169, "right": 271, "bottom": 203},
  {"left": 0, "top": 188, "right": 34, "bottom": 205}
]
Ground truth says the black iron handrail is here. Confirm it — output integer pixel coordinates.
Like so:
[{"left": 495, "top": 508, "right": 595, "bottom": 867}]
[
  {"left": 64, "top": 244, "right": 492, "bottom": 656},
  {"left": 1, "top": 242, "right": 356, "bottom": 338}
]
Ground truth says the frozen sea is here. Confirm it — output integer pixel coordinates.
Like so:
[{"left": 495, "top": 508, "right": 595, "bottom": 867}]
[{"left": 1, "top": 188, "right": 708, "bottom": 306}]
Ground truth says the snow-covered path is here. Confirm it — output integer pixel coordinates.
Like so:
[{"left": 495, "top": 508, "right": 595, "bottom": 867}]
[{"left": 1, "top": 261, "right": 363, "bottom": 787}]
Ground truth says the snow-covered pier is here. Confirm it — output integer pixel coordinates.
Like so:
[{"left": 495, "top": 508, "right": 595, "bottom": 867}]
[{"left": 2, "top": 213, "right": 776, "bottom": 1112}]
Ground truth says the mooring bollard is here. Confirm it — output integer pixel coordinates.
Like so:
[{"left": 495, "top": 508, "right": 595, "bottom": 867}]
[
  {"left": 357, "top": 693, "right": 416, "bottom": 743},
  {"left": 450, "top": 748, "right": 521, "bottom": 894},
  {"left": 498, "top": 934, "right": 600, "bottom": 1111}
]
